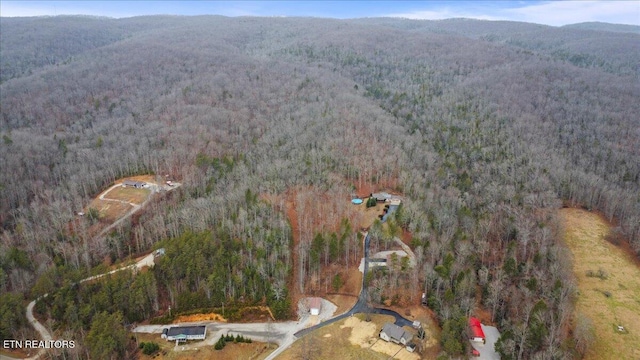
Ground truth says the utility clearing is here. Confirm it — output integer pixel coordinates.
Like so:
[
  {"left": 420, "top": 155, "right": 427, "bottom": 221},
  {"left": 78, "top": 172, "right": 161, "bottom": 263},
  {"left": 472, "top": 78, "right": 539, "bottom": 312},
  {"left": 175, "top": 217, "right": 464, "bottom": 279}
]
[{"left": 561, "top": 208, "right": 640, "bottom": 360}]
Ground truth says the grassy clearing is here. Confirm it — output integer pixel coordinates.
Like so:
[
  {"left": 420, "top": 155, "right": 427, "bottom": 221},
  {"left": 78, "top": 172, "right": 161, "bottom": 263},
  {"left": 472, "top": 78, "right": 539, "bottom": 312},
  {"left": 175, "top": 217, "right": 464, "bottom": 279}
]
[
  {"left": 87, "top": 198, "right": 132, "bottom": 222},
  {"left": 276, "top": 314, "right": 393, "bottom": 360},
  {"left": 104, "top": 185, "right": 151, "bottom": 204},
  {"left": 277, "top": 314, "right": 435, "bottom": 360},
  {"left": 355, "top": 200, "right": 387, "bottom": 229},
  {"left": 561, "top": 208, "right": 640, "bottom": 360}
]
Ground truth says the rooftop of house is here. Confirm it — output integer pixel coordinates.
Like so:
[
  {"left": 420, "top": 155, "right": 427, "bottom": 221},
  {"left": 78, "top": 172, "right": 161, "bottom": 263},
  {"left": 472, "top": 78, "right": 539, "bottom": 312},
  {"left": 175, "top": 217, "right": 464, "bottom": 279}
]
[{"left": 165, "top": 325, "right": 206, "bottom": 337}]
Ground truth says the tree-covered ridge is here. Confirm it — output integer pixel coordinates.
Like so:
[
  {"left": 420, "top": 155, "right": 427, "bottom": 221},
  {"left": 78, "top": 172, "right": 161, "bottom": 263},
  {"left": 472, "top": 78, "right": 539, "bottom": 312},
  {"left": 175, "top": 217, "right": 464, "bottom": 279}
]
[{"left": 0, "top": 15, "right": 638, "bottom": 359}]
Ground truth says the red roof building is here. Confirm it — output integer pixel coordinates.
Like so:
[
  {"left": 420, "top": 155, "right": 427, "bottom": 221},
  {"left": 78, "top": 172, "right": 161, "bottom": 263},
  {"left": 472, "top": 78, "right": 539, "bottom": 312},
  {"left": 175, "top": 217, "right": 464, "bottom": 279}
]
[{"left": 469, "top": 317, "right": 486, "bottom": 343}]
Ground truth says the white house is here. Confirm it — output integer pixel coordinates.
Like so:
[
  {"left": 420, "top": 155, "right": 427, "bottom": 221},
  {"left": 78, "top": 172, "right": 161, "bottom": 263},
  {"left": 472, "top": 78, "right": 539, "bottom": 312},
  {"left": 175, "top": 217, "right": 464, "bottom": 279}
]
[
  {"left": 161, "top": 326, "right": 206, "bottom": 342},
  {"left": 122, "top": 179, "right": 146, "bottom": 188}
]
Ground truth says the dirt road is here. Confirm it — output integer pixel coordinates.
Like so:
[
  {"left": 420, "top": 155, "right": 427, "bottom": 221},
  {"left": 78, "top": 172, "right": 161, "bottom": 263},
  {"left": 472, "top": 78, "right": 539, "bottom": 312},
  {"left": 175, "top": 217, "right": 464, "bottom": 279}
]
[{"left": 17, "top": 252, "right": 157, "bottom": 360}]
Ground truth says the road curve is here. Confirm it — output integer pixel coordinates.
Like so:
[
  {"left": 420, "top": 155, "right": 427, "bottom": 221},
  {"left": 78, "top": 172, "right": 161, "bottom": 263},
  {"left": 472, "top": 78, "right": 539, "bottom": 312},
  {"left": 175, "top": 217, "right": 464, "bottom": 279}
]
[
  {"left": 0, "top": 296, "right": 54, "bottom": 360},
  {"left": 18, "top": 254, "right": 156, "bottom": 360},
  {"left": 12, "top": 181, "right": 177, "bottom": 360}
]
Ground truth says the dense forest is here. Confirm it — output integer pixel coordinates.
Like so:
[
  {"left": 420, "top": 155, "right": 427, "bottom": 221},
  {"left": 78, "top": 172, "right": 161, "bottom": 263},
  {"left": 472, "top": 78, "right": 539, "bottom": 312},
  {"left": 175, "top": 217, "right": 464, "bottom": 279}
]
[{"left": 1, "top": 15, "right": 639, "bottom": 359}]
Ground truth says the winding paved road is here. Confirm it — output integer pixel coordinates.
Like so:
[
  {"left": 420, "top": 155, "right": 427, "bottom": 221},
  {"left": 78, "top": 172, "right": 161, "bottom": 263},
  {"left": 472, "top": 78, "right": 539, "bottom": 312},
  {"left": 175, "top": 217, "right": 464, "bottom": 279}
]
[{"left": 294, "top": 231, "right": 412, "bottom": 338}]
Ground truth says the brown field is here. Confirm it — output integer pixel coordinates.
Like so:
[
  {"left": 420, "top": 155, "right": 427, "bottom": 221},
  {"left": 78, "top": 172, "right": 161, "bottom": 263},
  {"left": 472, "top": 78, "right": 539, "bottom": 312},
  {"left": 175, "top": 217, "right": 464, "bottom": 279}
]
[
  {"left": 136, "top": 333, "right": 275, "bottom": 360},
  {"left": 277, "top": 314, "right": 437, "bottom": 360},
  {"left": 128, "top": 174, "right": 159, "bottom": 183},
  {"left": 104, "top": 185, "right": 151, "bottom": 204},
  {"left": 355, "top": 200, "right": 388, "bottom": 230},
  {"left": 87, "top": 198, "right": 133, "bottom": 222},
  {"left": 561, "top": 208, "right": 640, "bottom": 360},
  {"left": 326, "top": 294, "right": 358, "bottom": 316},
  {"left": 170, "top": 306, "right": 274, "bottom": 324}
]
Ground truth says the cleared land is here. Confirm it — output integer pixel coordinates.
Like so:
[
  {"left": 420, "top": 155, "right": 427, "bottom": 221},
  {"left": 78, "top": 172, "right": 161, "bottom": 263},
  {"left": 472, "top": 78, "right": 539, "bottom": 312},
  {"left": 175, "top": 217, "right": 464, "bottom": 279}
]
[
  {"left": 136, "top": 333, "right": 274, "bottom": 360},
  {"left": 355, "top": 200, "right": 387, "bottom": 230},
  {"left": 103, "top": 186, "right": 150, "bottom": 203},
  {"left": 277, "top": 314, "right": 428, "bottom": 360},
  {"left": 561, "top": 208, "right": 640, "bottom": 360},
  {"left": 85, "top": 177, "right": 155, "bottom": 223},
  {"left": 87, "top": 198, "right": 132, "bottom": 223}
]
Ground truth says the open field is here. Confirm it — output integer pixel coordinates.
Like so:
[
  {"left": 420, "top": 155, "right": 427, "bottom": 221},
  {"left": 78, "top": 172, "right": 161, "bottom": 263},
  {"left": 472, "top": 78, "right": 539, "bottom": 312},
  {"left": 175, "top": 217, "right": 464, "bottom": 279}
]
[
  {"left": 136, "top": 333, "right": 275, "bottom": 360},
  {"left": 276, "top": 314, "right": 393, "bottom": 360},
  {"left": 277, "top": 314, "right": 432, "bottom": 360},
  {"left": 355, "top": 200, "right": 387, "bottom": 230},
  {"left": 87, "top": 198, "right": 132, "bottom": 222},
  {"left": 561, "top": 208, "right": 640, "bottom": 360},
  {"left": 325, "top": 294, "right": 357, "bottom": 316},
  {"left": 103, "top": 185, "right": 151, "bottom": 203}
]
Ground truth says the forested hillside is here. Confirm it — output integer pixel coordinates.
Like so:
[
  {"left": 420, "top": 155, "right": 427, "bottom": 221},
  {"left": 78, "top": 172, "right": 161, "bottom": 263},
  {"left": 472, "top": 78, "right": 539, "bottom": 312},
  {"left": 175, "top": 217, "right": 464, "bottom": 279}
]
[{"left": 1, "top": 15, "right": 638, "bottom": 359}]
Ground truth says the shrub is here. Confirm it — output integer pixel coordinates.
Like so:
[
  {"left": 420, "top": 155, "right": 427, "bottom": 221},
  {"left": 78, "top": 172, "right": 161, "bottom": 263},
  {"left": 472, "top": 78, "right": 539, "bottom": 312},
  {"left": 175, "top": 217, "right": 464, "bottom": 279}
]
[
  {"left": 332, "top": 273, "right": 343, "bottom": 292},
  {"left": 604, "top": 227, "right": 624, "bottom": 246},
  {"left": 596, "top": 268, "right": 608, "bottom": 280},
  {"left": 214, "top": 336, "right": 226, "bottom": 350},
  {"left": 141, "top": 342, "right": 160, "bottom": 355}
]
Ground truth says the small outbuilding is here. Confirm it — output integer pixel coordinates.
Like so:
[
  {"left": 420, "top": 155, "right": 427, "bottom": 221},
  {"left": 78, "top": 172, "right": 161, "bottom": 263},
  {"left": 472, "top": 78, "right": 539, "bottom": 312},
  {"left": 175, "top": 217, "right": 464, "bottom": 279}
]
[
  {"left": 371, "top": 192, "right": 392, "bottom": 202},
  {"left": 308, "top": 297, "right": 322, "bottom": 316},
  {"left": 380, "top": 323, "right": 413, "bottom": 345}
]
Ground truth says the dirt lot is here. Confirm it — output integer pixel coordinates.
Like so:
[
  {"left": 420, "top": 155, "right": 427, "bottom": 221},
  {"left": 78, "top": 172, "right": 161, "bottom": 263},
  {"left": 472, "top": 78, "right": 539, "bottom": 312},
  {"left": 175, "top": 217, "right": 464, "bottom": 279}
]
[
  {"left": 277, "top": 314, "right": 430, "bottom": 360},
  {"left": 136, "top": 333, "right": 274, "bottom": 360},
  {"left": 561, "top": 208, "right": 640, "bottom": 360},
  {"left": 174, "top": 312, "right": 227, "bottom": 323}
]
